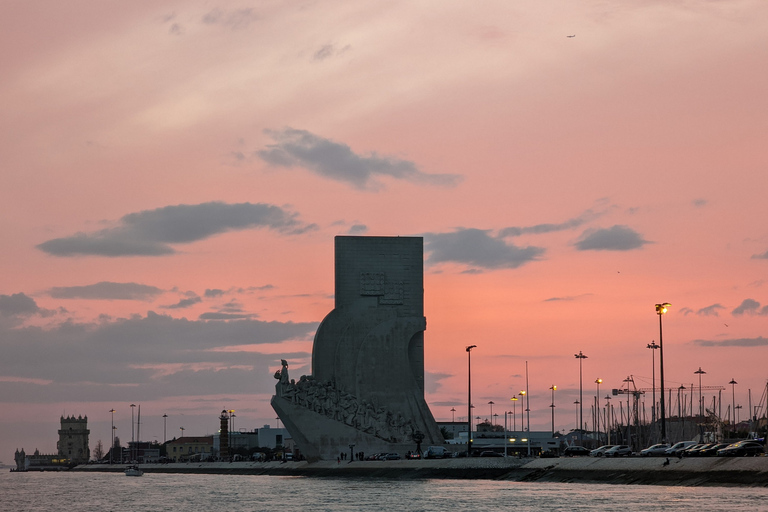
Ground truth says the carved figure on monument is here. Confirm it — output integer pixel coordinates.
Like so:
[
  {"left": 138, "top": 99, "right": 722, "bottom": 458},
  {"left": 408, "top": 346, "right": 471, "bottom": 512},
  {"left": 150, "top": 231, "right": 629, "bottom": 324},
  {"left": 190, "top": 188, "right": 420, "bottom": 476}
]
[{"left": 271, "top": 236, "right": 444, "bottom": 461}]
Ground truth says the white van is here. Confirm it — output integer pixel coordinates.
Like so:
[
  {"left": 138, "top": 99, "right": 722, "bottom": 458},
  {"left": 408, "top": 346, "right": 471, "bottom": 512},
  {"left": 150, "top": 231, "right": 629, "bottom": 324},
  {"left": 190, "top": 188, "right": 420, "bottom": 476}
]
[{"left": 665, "top": 441, "right": 697, "bottom": 456}]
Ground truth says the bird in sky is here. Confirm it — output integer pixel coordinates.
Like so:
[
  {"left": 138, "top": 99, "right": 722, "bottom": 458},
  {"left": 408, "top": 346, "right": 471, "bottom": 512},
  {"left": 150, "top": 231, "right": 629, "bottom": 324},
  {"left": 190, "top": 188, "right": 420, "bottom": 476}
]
[{"left": 567, "top": 35, "right": 576, "bottom": 38}]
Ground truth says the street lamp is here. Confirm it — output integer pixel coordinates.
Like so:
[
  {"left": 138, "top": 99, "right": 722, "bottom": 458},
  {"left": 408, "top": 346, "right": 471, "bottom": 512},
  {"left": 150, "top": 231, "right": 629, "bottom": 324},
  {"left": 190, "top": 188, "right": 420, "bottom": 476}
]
[
  {"left": 595, "top": 378, "right": 602, "bottom": 443},
  {"left": 549, "top": 385, "right": 557, "bottom": 436},
  {"left": 510, "top": 397, "right": 518, "bottom": 431},
  {"left": 655, "top": 303, "right": 671, "bottom": 442},
  {"left": 519, "top": 390, "right": 527, "bottom": 430},
  {"left": 728, "top": 378, "right": 737, "bottom": 433},
  {"left": 466, "top": 345, "right": 477, "bottom": 457},
  {"left": 694, "top": 367, "right": 706, "bottom": 418},
  {"left": 574, "top": 351, "right": 588, "bottom": 435},
  {"left": 163, "top": 414, "right": 168, "bottom": 444},
  {"left": 488, "top": 401, "right": 495, "bottom": 425},
  {"left": 647, "top": 341, "right": 659, "bottom": 438},
  {"left": 109, "top": 409, "right": 116, "bottom": 464},
  {"left": 179, "top": 426, "right": 185, "bottom": 438},
  {"left": 450, "top": 407, "right": 456, "bottom": 424}
]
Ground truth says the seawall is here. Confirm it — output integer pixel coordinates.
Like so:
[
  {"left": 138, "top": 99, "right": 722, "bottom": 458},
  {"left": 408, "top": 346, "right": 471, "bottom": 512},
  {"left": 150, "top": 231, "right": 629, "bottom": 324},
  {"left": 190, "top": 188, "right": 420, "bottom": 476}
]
[{"left": 74, "top": 456, "right": 768, "bottom": 486}]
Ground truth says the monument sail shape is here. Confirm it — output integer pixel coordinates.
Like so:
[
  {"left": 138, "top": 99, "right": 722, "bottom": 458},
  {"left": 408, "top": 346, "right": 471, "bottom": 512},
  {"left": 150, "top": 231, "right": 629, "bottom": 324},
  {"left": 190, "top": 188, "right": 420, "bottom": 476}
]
[{"left": 271, "top": 236, "right": 443, "bottom": 460}]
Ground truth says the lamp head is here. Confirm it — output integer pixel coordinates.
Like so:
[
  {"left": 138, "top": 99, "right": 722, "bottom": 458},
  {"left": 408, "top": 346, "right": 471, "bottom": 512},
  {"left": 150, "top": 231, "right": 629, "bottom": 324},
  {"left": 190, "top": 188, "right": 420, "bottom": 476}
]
[
  {"left": 655, "top": 303, "right": 671, "bottom": 315},
  {"left": 596, "top": 378, "right": 603, "bottom": 384},
  {"left": 466, "top": 345, "right": 477, "bottom": 352}
]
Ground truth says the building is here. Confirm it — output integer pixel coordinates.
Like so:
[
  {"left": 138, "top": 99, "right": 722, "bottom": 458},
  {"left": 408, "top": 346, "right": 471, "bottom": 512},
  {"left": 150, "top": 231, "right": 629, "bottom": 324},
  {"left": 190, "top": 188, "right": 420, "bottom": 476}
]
[
  {"left": 57, "top": 415, "right": 90, "bottom": 465},
  {"left": 166, "top": 436, "right": 214, "bottom": 462}
]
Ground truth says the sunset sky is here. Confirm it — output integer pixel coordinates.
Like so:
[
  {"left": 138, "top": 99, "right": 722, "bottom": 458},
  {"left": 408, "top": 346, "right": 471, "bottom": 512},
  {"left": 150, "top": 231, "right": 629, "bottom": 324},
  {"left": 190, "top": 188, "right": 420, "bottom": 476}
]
[{"left": 2, "top": 1, "right": 768, "bottom": 460}]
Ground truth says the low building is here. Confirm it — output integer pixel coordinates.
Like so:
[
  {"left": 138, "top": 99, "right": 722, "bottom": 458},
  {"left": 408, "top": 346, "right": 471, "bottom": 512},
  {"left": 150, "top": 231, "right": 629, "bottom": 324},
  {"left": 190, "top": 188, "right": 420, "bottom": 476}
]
[{"left": 166, "top": 436, "right": 214, "bottom": 462}]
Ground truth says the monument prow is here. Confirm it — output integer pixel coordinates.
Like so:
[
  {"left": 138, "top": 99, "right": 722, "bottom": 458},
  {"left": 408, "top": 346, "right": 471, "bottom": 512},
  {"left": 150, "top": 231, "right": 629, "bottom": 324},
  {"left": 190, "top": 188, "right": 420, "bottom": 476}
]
[{"left": 272, "top": 236, "right": 443, "bottom": 460}]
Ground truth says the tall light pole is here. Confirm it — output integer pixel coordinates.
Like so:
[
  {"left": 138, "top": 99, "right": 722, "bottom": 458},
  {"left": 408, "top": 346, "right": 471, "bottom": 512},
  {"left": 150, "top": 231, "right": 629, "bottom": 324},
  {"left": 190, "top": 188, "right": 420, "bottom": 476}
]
[
  {"left": 695, "top": 367, "right": 706, "bottom": 418},
  {"left": 163, "top": 414, "right": 168, "bottom": 444},
  {"left": 549, "top": 385, "right": 557, "bottom": 436},
  {"left": 729, "top": 378, "right": 737, "bottom": 434},
  {"left": 519, "top": 390, "right": 527, "bottom": 430},
  {"left": 655, "top": 303, "right": 671, "bottom": 442},
  {"left": 647, "top": 341, "right": 659, "bottom": 439},
  {"left": 130, "top": 403, "right": 136, "bottom": 462},
  {"left": 179, "top": 426, "right": 185, "bottom": 438},
  {"left": 466, "top": 345, "right": 477, "bottom": 457},
  {"left": 450, "top": 407, "right": 456, "bottom": 424},
  {"left": 510, "top": 397, "right": 518, "bottom": 431},
  {"left": 595, "top": 378, "right": 602, "bottom": 443},
  {"left": 488, "top": 401, "right": 495, "bottom": 425},
  {"left": 574, "top": 351, "right": 587, "bottom": 435},
  {"left": 109, "top": 409, "right": 115, "bottom": 464}
]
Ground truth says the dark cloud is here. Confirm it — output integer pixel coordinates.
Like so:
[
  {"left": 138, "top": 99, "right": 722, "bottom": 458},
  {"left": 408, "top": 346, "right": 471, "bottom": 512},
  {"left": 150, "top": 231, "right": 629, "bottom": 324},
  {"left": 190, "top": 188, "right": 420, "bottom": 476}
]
[
  {"left": 731, "top": 298, "right": 762, "bottom": 316},
  {"left": 49, "top": 282, "right": 163, "bottom": 301},
  {"left": 0, "top": 311, "right": 317, "bottom": 402},
  {"left": 499, "top": 209, "right": 603, "bottom": 238},
  {"left": 37, "top": 202, "right": 315, "bottom": 257},
  {"left": 424, "top": 228, "right": 545, "bottom": 269},
  {"left": 424, "top": 371, "right": 452, "bottom": 394},
  {"left": 679, "top": 307, "right": 694, "bottom": 316},
  {"left": 692, "top": 198, "right": 708, "bottom": 208},
  {"left": 752, "top": 250, "right": 768, "bottom": 260},
  {"left": 0, "top": 293, "right": 42, "bottom": 317},
  {"left": 693, "top": 336, "right": 768, "bottom": 347},
  {"left": 347, "top": 224, "right": 368, "bottom": 235},
  {"left": 162, "top": 297, "right": 202, "bottom": 309},
  {"left": 199, "top": 312, "right": 256, "bottom": 320},
  {"left": 204, "top": 289, "right": 225, "bottom": 298},
  {"left": 697, "top": 304, "right": 725, "bottom": 316},
  {"left": 258, "top": 128, "right": 462, "bottom": 190},
  {"left": 574, "top": 225, "right": 650, "bottom": 251}
]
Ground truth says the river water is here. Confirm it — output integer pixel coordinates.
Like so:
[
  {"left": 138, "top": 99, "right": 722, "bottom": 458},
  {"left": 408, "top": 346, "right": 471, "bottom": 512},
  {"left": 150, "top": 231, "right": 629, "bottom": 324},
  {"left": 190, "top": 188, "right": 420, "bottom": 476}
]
[{"left": 3, "top": 471, "right": 768, "bottom": 512}]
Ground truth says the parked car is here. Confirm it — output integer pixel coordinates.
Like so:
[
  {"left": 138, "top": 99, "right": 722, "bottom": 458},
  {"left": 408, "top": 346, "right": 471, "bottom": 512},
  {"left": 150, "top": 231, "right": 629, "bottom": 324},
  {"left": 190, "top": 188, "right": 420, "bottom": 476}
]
[
  {"left": 665, "top": 441, "right": 698, "bottom": 456},
  {"left": 682, "top": 444, "right": 711, "bottom": 457},
  {"left": 640, "top": 443, "right": 670, "bottom": 457},
  {"left": 717, "top": 441, "right": 765, "bottom": 457},
  {"left": 589, "top": 445, "right": 615, "bottom": 457},
  {"left": 479, "top": 450, "right": 504, "bottom": 457},
  {"left": 698, "top": 443, "right": 729, "bottom": 457},
  {"left": 382, "top": 453, "right": 402, "bottom": 460},
  {"left": 563, "top": 446, "right": 591, "bottom": 457},
  {"left": 604, "top": 445, "right": 632, "bottom": 457}
]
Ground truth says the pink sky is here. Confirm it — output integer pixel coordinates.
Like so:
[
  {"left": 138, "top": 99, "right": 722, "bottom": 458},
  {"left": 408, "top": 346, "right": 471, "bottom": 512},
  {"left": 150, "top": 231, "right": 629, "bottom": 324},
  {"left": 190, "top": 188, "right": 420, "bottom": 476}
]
[{"left": 2, "top": 1, "right": 767, "bottom": 460}]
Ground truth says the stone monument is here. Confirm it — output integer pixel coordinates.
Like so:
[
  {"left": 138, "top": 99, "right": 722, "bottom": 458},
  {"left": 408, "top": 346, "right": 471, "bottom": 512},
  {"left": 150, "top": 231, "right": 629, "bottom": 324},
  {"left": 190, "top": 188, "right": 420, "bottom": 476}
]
[{"left": 271, "top": 236, "right": 443, "bottom": 460}]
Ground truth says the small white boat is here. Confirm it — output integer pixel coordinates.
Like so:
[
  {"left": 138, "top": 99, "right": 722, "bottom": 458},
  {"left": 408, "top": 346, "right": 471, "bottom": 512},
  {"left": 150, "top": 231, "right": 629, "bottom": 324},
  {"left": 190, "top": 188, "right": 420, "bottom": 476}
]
[{"left": 124, "top": 465, "right": 143, "bottom": 477}]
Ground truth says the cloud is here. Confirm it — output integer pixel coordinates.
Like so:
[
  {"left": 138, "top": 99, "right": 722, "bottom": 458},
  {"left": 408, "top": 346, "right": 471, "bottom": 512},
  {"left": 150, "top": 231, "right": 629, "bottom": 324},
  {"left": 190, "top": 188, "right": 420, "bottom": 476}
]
[
  {"left": 49, "top": 282, "right": 163, "bottom": 301},
  {"left": 697, "top": 304, "right": 725, "bottom": 316},
  {"left": 679, "top": 307, "right": 694, "bottom": 316},
  {"left": 424, "top": 228, "right": 545, "bottom": 269},
  {"left": 347, "top": 224, "right": 368, "bottom": 235},
  {"left": 37, "top": 202, "right": 315, "bottom": 257},
  {"left": 692, "top": 198, "right": 708, "bottom": 208},
  {"left": 752, "top": 250, "right": 768, "bottom": 260},
  {"left": 693, "top": 336, "right": 768, "bottom": 347},
  {"left": 543, "top": 294, "right": 592, "bottom": 302},
  {"left": 0, "top": 293, "right": 43, "bottom": 317},
  {"left": 258, "top": 128, "right": 462, "bottom": 190},
  {"left": 574, "top": 225, "right": 651, "bottom": 251},
  {"left": 313, "top": 43, "right": 351, "bottom": 61},
  {"left": 205, "top": 289, "right": 225, "bottom": 298},
  {"left": 499, "top": 209, "right": 604, "bottom": 238},
  {"left": 199, "top": 312, "right": 256, "bottom": 320},
  {"left": 731, "top": 298, "right": 762, "bottom": 316},
  {"left": 0, "top": 311, "right": 318, "bottom": 401},
  {"left": 201, "top": 8, "right": 259, "bottom": 29},
  {"left": 163, "top": 297, "right": 202, "bottom": 309}
]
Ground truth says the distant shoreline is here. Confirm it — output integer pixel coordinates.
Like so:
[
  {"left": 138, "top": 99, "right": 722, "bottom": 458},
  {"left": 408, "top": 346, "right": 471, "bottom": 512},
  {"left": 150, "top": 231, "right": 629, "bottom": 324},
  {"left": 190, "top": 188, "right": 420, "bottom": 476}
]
[{"left": 72, "top": 456, "right": 768, "bottom": 486}]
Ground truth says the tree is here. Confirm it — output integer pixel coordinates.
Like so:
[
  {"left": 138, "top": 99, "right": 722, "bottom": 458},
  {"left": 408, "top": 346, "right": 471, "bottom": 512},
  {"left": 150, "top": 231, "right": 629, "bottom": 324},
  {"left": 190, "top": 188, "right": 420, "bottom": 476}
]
[
  {"left": 440, "top": 426, "right": 454, "bottom": 440},
  {"left": 93, "top": 440, "right": 105, "bottom": 461}
]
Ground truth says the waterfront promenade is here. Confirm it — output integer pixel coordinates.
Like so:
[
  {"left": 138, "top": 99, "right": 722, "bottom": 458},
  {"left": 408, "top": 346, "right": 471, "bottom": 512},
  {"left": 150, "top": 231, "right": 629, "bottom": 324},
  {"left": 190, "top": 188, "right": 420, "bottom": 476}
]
[{"left": 74, "top": 456, "right": 768, "bottom": 486}]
